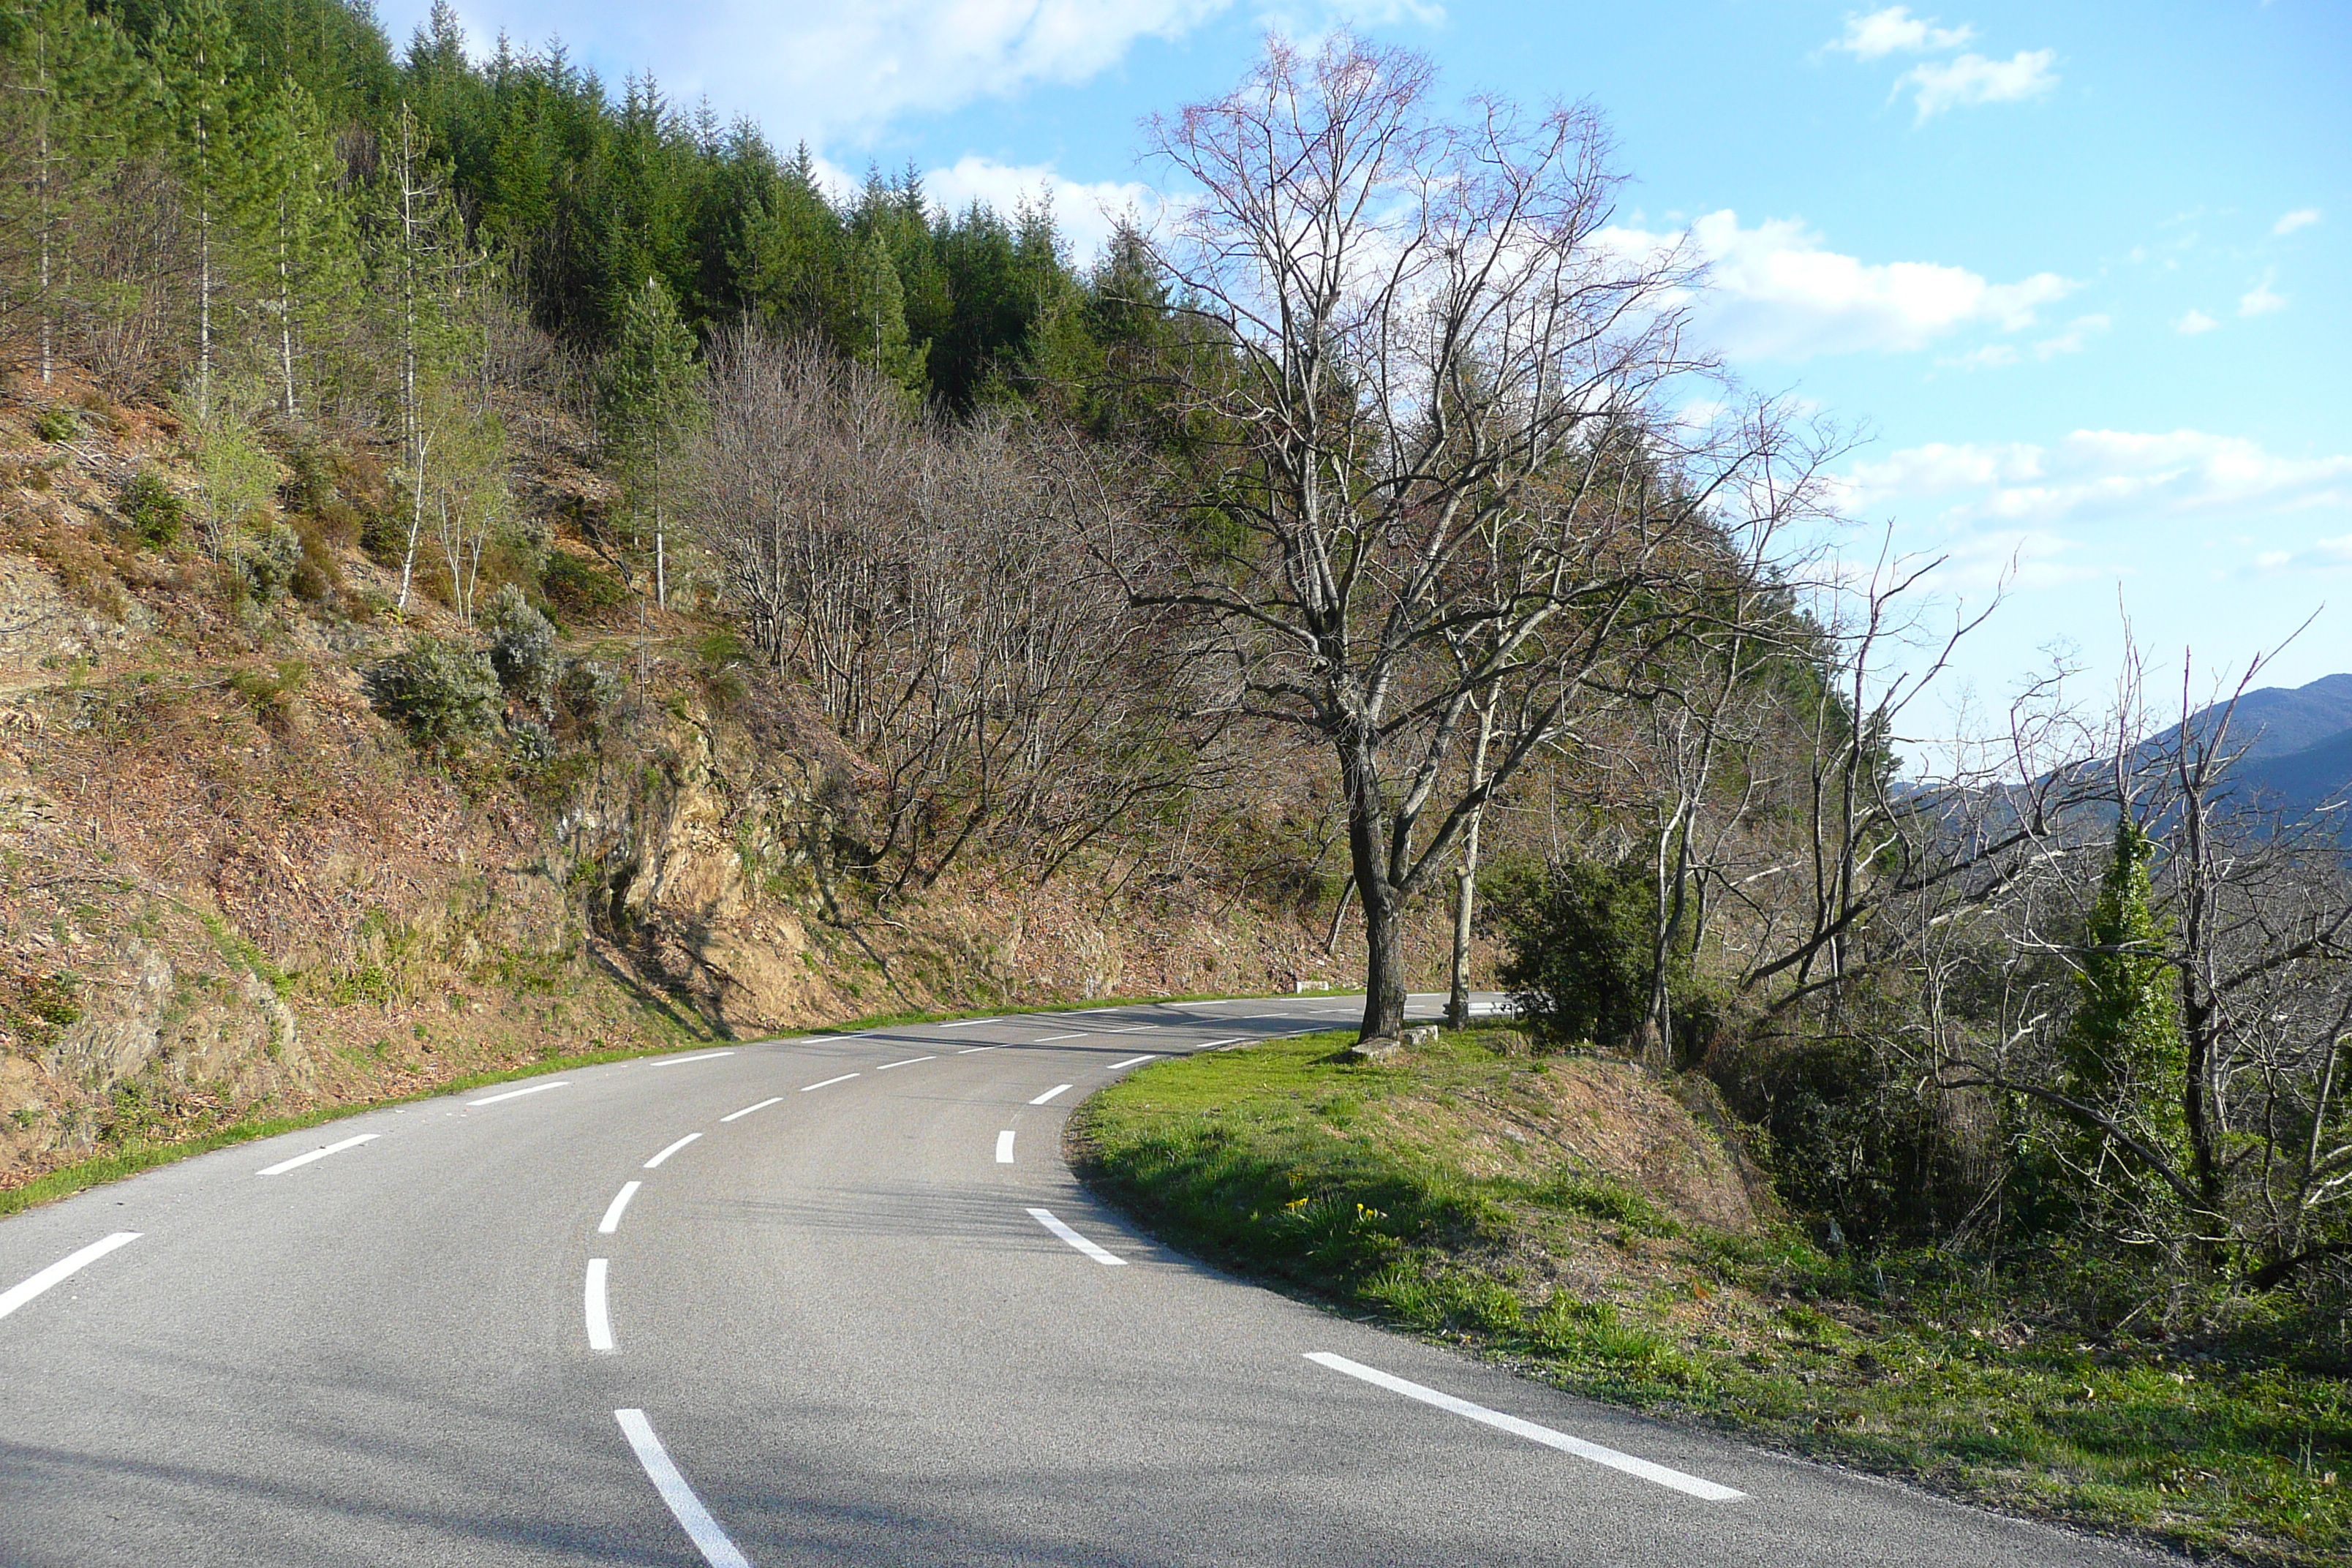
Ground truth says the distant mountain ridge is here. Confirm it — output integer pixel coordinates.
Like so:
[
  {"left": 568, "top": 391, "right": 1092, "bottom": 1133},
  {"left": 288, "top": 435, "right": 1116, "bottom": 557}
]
[
  {"left": 2182, "top": 672, "right": 2352, "bottom": 762},
  {"left": 2163, "top": 674, "right": 2352, "bottom": 821}
]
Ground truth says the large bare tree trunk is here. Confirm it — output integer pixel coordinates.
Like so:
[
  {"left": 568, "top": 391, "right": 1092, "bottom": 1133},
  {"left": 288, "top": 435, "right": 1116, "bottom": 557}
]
[{"left": 1343, "top": 738, "right": 1408, "bottom": 1039}]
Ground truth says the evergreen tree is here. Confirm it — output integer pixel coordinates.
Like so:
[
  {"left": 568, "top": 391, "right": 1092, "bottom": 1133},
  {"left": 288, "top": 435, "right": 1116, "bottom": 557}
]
[
  {"left": 0, "top": 0, "right": 150, "bottom": 384},
  {"left": 595, "top": 273, "right": 699, "bottom": 608},
  {"left": 154, "top": 0, "right": 256, "bottom": 415},
  {"left": 250, "top": 76, "right": 356, "bottom": 418},
  {"left": 845, "top": 225, "right": 924, "bottom": 400},
  {"left": 2059, "top": 814, "right": 2187, "bottom": 1195}
]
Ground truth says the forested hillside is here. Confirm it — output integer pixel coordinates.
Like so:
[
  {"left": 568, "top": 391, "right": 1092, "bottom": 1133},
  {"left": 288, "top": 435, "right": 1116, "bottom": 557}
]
[{"left": 2, "top": 0, "right": 2348, "bottom": 1482}]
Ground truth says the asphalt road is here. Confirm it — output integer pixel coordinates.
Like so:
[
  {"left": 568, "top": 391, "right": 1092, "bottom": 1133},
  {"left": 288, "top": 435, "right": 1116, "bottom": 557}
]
[{"left": 0, "top": 993, "right": 2171, "bottom": 1567}]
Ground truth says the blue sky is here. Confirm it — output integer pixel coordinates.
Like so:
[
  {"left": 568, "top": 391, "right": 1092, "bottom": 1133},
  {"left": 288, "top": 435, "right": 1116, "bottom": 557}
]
[{"left": 392, "top": 0, "right": 2350, "bottom": 736}]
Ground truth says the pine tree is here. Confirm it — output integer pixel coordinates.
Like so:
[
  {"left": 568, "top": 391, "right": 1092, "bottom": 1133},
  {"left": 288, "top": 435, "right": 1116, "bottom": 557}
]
[
  {"left": 596, "top": 273, "right": 700, "bottom": 610},
  {"left": 250, "top": 77, "right": 355, "bottom": 418},
  {"left": 155, "top": 0, "right": 264, "bottom": 417},
  {"left": 0, "top": 0, "right": 148, "bottom": 385},
  {"left": 369, "top": 99, "right": 478, "bottom": 612},
  {"left": 2060, "top": 814, "right": 2187, "bottom": 1188}
]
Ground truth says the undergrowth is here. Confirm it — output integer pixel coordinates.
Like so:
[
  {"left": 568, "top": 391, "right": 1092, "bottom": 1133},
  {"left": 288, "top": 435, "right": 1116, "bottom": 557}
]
[{"left": 1072, "top": 1030, "right": 2352, "bottom": 1567}]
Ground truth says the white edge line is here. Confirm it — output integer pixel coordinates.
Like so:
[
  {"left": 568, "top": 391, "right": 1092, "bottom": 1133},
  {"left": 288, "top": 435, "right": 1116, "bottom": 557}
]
[
  {"left": 799, "top": 1072, "right": 859, "bottom": 1092},
  {"left": 1028, "top": 1207, "right": 1126, "bottom": 1265},
  {"left": 614, "top": 1409, "right": 752, "bottom": 1568},
  {"left": 1192, "top": 1038, "right": 1246, "bottom": 1051},
  {"left": 995, "top": 1130, "right": 1015, "bottom": 1164},
  {"left": 644, "top": 1133, "right": 701, "bottom": 1169},
  {"left": 934, "top": 1018, "right": 1001, "bottom": 1029},
  {"left": 719, "top": 1097, "right": 783, "bottom": 1123},
  {"left": 647, "top": 1051, "right": 736, "bottom": 1068},
  {"left": 585, "top": 1259, "right": 615, "bottom": 1352},
  {"left": 875, "top": 1055, "right": 936, "bottom": 1070},
  {"left": 468, "top": 1080, "right": 570, "bottom": 1107},
  {"left": 598, "top": 1182, "right": 642, "bottom": 1235},
  {"left": 1303, "top": 1352, "right": 1744, "bottom": 1501},
  {"left": 1107, "top": 1055, "right": 1158, "bottom": 1071},
  {"left": 255, "top": 1132, "right": 379, "bottom": 1176},
  {"left": 1028, "top": 1083, "right": 1073, "bottom": 1106},
  {"left": 0, "top": 1232, "right": 142, "bottom": 1322}
]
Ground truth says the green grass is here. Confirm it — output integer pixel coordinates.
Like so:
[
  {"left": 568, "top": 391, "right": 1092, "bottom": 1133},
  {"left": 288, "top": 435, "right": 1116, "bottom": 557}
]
[{"left": 1072, "top": 1030, "right": 2352, "bottom": 1567}]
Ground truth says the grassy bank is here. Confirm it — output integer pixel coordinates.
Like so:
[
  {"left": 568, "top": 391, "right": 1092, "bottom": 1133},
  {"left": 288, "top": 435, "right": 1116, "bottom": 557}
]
[{"left": 1070, "top": 1029, "right": 2351, "bottom": 1567}]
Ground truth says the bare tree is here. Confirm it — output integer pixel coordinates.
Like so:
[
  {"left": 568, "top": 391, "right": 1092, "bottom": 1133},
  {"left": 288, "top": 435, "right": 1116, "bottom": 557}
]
[
  {"left": 694, "top": 332, "right": 1209, "bottom": 898},
  {"left": 1126, "top": 34, "right": 1835, "bottom": 1040}
]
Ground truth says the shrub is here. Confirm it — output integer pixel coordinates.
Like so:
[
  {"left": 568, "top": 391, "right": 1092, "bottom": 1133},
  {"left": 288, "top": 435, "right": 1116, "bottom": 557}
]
[
  {"left": 541, "top": 551, "right": 627, "bottom": 622},
  {"left": 230, "top": 523, "right": 304, "bottom": 603},
  {"left": 1490, "top": 856, "right": 1675, "bottom": 1050},
  {"left": 363, "top": 638, "right": 500, "bottom": 750},
  {"left": 479, "top": 584, "right": 559, "bottom": 703},
  {"left": 119, "top": 470, "right": 185, "bottom": 548},
  {"left": 33, "top": 406, "right": 78, "bottom": 442},
  {"left": 290, "top": 518, "right": 343, "bottom": 602},
  {"left": 557, "top": 657, "right": 626, "bottom": 739},
  {"left": 227, "top": 658, "right": 309, "bottom": 728}
]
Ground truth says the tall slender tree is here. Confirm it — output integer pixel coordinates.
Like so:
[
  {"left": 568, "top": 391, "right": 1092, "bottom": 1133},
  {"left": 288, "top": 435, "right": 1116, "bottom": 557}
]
[{"left": 597, "top": 272, "right": 700, "bottom": 609}]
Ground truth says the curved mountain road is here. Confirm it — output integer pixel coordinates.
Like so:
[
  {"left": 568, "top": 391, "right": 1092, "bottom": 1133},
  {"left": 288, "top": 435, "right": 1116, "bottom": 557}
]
[{"left": 1, "top": 995, "right": 2168, "bottom": 1566}]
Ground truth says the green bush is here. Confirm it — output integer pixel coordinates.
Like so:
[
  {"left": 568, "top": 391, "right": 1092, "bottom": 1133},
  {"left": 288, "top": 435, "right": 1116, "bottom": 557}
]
[
  {"left": 480, "top": 584, "right": 559, "bottom": 704},
  {"left": 363, "top": 638, "right": 500, "bottom": 750},
  {"left": 230, "top": 523, "right": 304, "bottom": 603},
  {"left": 540, "top": 551, "right": 627, "bottom": 622},
  {"left": 558, "top": 658, "right": 625, "bottom": 737},
  {"left": 34, "top": 405, "right": 78, "bottom": 442},
  {"left": 1490, "top": 856, "right": 1676, "bottom": 1050},
  {"left": 119, "top": 470, "right": 185, "bottom": 548}
]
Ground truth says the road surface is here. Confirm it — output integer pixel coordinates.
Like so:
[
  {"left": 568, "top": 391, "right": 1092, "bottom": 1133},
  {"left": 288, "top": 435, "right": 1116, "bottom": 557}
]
[{"left": 0, "top": 993, "right": 2167, "bottom": 1566}]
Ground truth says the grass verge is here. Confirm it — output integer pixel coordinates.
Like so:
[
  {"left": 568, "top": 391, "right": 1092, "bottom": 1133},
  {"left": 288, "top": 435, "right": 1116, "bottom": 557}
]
[{"left": 1070, "top": 1028, "right": 2351, "bottom": 1568}]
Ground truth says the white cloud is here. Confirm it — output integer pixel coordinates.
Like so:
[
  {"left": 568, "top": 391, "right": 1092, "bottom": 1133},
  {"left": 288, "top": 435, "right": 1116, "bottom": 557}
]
[
  {"left": 390, "top": 0, "right": 1237, "bottom": 143},
  {"left": 1898, "top": 49, "right": 2058, "bottom": 121},
  {"left": 1828, "top": 6, "right": 1973, "bottom": 59},
  {"left": 1603, "top": 210, "right": 2073, "bottom": 361},
  {"left": 922, "top": 156, "right": 1158, "bottom": 261},
  {"left": 2272, "top": 208, "right": 2321, "bottom": 237},
  {"left": 1941, "top": 342, "right": 2019, "bottom": 371},
  {"left": 2032, "top": 312, "right": 2108, "bottom": 360},
  {"left": 1842, "top": 429, "right": 2352, "bottom": 532},
  {"left": 2174, "top": 309, "right": 2218, "bottom": 336},
  {"left": 2239, "top": 276, "right": 2288, "bottom": 317}
]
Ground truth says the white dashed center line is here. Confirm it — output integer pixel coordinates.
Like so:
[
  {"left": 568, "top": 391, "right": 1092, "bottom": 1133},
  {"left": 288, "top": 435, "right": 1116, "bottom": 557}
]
[
  {"left": 598, "top": 1182, "right": 642, "bottom": 1235},
  {"left": 614, "top": 1409, "right": 751, "bottom": 1567},
  {"left": 720, "top": 1097, "right": 783, "bottom": 1123},
  {"left": 800, "top": 1073, "right": 860, "bottom": 1092},
  {"left": 1303, "top": 1353, "right": 1744, "bottom": 1501},
  {"left": 995, "top": 1131, "right": 1015, "bottom": 1164},
  {"left": 256, "top": 1132, "right": 378, "bottom": 1176},
  {"left": 585, "top": 1259, "right": 615, "bottom": 1352},
  {"left": 644, "top": 1134, "right": 701, "bottom": 1169},
  {"left": 0, "top": 1232, "right": 141, "bottom": 1323},
  {"left": 1028, "top": 1083, "right": 1072, "bottom": 1105},
  {"left": 957, "top": 1045, "right": 1002, "bottom": 1054},
  {"left": 876, "top": 1055, "right": 935, "bottom": 1070},
  {"left": 469, "top": 1081, "right": 570, "bottom": 1107},
  {"left": 1033, "top": 1033, "right": 1089, "bottom": 1043},
  {"left": 1028, "top": 1207, "right": 1126, "bottom": 1265}
]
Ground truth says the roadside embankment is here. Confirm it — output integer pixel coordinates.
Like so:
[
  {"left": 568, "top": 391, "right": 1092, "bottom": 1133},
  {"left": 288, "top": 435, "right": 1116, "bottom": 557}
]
[{"left": 1071, "top": 1028, "right": 2351, "bottom": 1568}]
